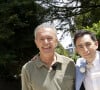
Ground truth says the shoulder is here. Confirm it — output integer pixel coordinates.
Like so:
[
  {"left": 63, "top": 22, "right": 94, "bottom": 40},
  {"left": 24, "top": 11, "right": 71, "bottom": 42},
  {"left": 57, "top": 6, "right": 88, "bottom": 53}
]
[
  {"left": 56, "top": 52, "right": 75, "bottom": 64},
  {"left": 76, "top": 58, "right": 86, "bottom": 67},
  {"left": 22, "top": 54, "right": 39, "bottom": 70},
  {"left": 76, "top": 58, "right": 85, "bottom": 63},
  {"left": 22, "top": 61, "right": 35, "bottom": 74}
]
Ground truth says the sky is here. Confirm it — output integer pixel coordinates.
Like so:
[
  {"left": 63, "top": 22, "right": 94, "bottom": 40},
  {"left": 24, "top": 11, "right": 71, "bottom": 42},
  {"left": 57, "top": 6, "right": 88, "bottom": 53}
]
[{"left": 57, "top": 30, "right": 73, "bottom": 49}]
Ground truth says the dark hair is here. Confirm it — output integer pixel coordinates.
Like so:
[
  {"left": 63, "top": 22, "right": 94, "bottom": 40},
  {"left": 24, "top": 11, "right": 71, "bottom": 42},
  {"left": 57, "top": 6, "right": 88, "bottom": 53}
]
[{"left": 74, "top": 30, "right": 97, "bottom": 45}]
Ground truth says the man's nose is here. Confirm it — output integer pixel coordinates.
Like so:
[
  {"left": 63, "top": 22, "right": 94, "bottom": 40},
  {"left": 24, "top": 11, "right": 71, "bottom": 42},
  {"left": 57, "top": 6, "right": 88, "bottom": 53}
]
[
  {"left": 83, "top": 46, "right": 88, "bottom": 52},
  {"left": 44, "top": 39, "right": 48, "bottom": 43}
]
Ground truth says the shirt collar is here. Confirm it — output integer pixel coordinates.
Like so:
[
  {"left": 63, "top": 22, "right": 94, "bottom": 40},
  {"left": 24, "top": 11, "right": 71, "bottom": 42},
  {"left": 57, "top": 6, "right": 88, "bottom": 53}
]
[
  {"left": 33, "top": 52, "right": 63, "bottom": 68},
  {"left": 92, "top": 51, "right": 100, "bottom": 66}
]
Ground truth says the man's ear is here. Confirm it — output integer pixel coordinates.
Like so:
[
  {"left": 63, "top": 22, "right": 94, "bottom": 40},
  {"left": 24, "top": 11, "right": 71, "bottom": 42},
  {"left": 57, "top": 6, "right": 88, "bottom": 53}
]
[{"left": 95, "top": 41, "right": 98, "bottom": 49}]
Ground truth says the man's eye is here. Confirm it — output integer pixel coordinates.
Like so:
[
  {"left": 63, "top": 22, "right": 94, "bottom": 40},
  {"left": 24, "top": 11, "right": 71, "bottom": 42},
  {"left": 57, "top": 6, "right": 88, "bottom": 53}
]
[
  {"left": 40, "top": 38, "right": 44, "bottom": 40},
  {"left": 47, "top": 37, "right": 52, "bottom": 40},
  {"left": 78, "top": 45, "right": 83, "bottom": 48},
  {"left": 86, "top": 43, "right": 91, "bottom": 47}
]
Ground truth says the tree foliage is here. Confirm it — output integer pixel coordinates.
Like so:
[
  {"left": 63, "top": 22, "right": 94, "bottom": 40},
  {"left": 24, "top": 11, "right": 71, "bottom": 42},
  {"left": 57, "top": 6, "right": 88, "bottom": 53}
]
[
  {"left": 73, "top": 0, "right": 100, "bottom": 30},
  {"left": 85, "top": 21, "right": 100, "bottom": 50},
  {"left": 35, "top": 0, "right": 100, "bottom": 31},
  {"left": 0, "top": 0, "right": 47, "bottom": 78},
  {"left": 56, "top": 42, "right": 68, "bottom": 56}
]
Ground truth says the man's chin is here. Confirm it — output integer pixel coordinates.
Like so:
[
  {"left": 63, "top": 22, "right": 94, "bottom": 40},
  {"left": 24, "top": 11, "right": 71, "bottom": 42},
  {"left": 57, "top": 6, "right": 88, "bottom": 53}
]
[
  {"left": 44, "top": 51, "right": 52, "bottom": 54},
  {"left": 43, "top": 49, "right": 52, "bottom": 53}
]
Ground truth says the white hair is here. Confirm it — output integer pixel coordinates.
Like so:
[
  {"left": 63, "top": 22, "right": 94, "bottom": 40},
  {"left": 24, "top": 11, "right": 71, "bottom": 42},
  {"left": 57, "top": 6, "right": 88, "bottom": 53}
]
[{"left": 34, "top": 22, "right": 57, "bottom": 39}]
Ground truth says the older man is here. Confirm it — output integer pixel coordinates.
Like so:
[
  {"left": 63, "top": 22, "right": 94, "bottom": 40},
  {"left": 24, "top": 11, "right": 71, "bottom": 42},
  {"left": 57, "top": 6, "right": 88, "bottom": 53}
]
[{"left": 21, "top": 23, "right": 75, "bottom": 90}]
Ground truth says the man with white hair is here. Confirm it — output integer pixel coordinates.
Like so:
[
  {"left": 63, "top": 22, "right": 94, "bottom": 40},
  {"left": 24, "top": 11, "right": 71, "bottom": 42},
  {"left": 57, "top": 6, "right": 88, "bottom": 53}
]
[{"left": 21, "top": 22, "right": 75, "bottom": 90}]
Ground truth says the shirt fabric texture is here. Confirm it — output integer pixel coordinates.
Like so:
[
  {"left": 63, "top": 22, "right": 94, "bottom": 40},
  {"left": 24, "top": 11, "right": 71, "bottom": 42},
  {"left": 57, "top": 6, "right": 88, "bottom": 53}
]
[{"left": 21, "top": 52, "right": 75, "bottom": 90}]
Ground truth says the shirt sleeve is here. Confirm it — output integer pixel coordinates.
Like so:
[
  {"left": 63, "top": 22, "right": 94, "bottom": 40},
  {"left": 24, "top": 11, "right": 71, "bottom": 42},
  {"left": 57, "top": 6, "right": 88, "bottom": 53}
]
[{"left": 21, "top": 65, "right": 33, "bottom": 90}]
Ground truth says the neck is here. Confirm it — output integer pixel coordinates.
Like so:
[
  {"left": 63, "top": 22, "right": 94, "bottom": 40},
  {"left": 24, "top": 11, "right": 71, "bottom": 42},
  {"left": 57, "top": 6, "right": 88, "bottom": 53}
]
[
  {"left": 86, "top": 52, "right": 96, "bottom": 64},
  {"left": 40, "top": 53, "right": 56, "bottom": 67}
]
